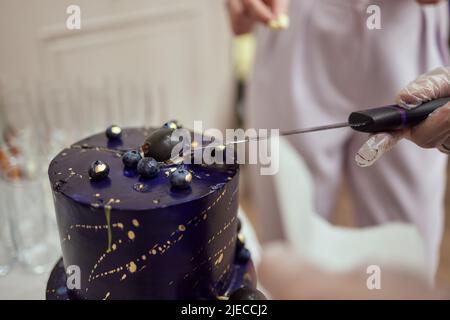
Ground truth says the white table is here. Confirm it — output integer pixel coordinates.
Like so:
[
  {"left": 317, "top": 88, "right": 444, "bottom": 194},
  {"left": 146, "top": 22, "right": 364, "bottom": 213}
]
[{"left": 0, "top": 264, "right": 51, "bottom": 300}]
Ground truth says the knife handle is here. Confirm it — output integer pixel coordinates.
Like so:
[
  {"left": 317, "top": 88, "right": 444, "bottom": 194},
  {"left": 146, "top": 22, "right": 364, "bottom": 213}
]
[{"left": 348, "top": 97, "right": 450, "bottom": 133}]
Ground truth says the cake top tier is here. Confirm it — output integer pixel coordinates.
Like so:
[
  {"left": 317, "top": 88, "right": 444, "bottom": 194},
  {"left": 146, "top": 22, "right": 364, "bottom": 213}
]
[{"left": 48, "top": 127, "right": 238, "bottom": 211}]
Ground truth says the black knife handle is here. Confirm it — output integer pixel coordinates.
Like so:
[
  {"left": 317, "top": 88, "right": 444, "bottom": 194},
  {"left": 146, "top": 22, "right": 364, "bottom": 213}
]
[{"left": 348, "top": 97, "right": 450, "bottom": 133}]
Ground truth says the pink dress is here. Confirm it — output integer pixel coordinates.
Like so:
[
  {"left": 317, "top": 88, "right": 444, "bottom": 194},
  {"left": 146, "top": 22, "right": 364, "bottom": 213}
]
[{"left": 246, "top": 0, "right": 449, "bottom": 275}]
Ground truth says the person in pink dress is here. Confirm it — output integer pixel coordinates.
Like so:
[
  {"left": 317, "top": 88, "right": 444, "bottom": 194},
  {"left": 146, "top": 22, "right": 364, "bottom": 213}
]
[
  {"left": 226, "top": 0, "right": 449, "bottom": 276},
  {"left": 258, "top": 66, "right": 450, "bottom": 299}
]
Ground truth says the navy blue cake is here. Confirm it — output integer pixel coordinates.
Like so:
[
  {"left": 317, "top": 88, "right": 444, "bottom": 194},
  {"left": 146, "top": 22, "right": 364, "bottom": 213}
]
[{"left": 47, "top": 126, "right": 261, "bottom": 300}]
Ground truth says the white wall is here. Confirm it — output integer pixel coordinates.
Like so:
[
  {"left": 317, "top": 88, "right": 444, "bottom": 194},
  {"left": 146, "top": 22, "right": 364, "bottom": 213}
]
[{"left": 0, "top": 0, "right": 235, "bottom": 138}]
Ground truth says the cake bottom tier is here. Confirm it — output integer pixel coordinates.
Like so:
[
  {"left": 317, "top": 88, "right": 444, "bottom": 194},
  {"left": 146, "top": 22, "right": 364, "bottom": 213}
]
[{"left": 46, "top": 257, "right": 256, "bottom": 300}]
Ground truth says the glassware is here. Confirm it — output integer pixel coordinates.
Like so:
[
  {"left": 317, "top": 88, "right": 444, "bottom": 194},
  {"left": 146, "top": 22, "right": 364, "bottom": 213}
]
[
  {"left": 0, "top": 76, "right": 163, "bottom": 274},
  {"left": 0, "top": 177, "right": 59, "bottom": 274},
  {"left": 0, "top": 187, "right": 15, "bottom": 277},
  {"left": 0, "top": 79, "right": 60, "bottom": 274},
  {"left": 0, "top": 85, "right": 16, "bottom": 276}
]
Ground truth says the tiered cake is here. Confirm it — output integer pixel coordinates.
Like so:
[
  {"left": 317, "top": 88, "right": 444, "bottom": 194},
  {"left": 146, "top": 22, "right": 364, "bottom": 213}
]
[{"left": 47, "top": 126, "right": 259, "bottom": 300}]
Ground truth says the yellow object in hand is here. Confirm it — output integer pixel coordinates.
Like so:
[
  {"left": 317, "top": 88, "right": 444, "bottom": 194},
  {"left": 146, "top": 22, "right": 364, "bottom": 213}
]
[{"left": 268, "top": 14, "right": 290, "bottom": 30}]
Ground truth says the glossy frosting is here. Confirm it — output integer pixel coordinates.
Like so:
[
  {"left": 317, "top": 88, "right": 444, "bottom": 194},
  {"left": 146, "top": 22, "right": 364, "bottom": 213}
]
[{"left": 48, "top": 127, "right": 244, "bottom": 300}]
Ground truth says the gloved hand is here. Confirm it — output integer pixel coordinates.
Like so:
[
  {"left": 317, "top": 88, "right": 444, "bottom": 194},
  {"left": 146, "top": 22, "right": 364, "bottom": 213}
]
[
  {"left": 225, "top": 0, "right": 290, "bottom": 35},
  {"left": 355, "top": 67, "right": 450, "bottom": 167}
]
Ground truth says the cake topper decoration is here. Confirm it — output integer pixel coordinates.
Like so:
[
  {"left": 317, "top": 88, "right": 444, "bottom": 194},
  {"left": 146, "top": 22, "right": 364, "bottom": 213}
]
[
  {"left": 141, "top": 127, "right": 180, "bottom": 162},
  {"left": 88, "top": 160, "right": 110, "bottom": 181},
  {"left": 163, "top": 120, "right": 182, "bottom": 130},
  {"left": 105, "top": 125, "right": 123, "bottom": 140}
]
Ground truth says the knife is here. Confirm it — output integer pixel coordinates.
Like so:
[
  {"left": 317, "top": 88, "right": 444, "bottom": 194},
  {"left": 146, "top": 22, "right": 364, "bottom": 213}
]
[
  {"left": 225, "top": 97, "right": 450, "bottom": 145},
  {"left": 168, "top": 97, "right": 450, "bottom": 164}
]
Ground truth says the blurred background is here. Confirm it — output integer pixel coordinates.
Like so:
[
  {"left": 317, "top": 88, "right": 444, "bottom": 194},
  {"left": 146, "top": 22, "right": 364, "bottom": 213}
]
[
  {"left": 0, "top": 0, "right": 238, "bottom": 298},
  {"left": 0, "top": 0, "right": 449, "bottom": 298}
]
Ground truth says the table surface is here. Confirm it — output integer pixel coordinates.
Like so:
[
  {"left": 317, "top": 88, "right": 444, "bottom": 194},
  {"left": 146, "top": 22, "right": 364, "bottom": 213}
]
[{"left": 0, "top": 264, "right": 50, "bottom": 300}]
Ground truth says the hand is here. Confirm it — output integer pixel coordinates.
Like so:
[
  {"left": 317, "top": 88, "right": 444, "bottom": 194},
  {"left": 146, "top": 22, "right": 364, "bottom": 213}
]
[
  {"left": 225, "top": 0, "right": 290, "bottom": 35},
  {"left": 355, "top": 67, "right": 450, "bottom": 167},
  {"left": 258, "top": 243, "right": 444, "bottom": 299}
]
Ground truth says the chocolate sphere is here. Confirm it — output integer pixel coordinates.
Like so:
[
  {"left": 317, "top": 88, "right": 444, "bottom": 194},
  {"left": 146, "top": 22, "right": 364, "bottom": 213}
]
[
  {"left": 141, "top": 128, "right": 180, "bottom": 162},
  {"left": 163, "top": 120, "right": 182, "bottom": 130},
  {"left": 229, "top": 287, "right": 267, "bottom": 300},
  {"left": 105, "top": 125, "right": 122, "bottom": 140},
  {"left": 88, "top": 160, "right": 110, "bottom": 181}
]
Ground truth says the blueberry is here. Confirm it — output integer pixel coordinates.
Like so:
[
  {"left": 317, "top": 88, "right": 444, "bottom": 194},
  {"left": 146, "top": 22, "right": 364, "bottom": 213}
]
[
  {"left": 163, "top": 120, "right": 181, "bottom": 130},
  {"left": 122, "top": 150, "right": 142, "bottom": 169},
  {"left": 169, "top": 167, "right": 192, "bottom": 189},
  {"left": 235, "top": 247, "right": 251, "bottom": 264},
  {"left": 89, "top": 160, "right": 110, "bottom": 181},
  {"left": 106, "top": 125, "right": 122, "bottom": 140},
  {"left": 137, "top": 157, "right": 160, "bottom": 179},
  {"left": 229, "top": 287, "right": 266, "bottom": 301}
]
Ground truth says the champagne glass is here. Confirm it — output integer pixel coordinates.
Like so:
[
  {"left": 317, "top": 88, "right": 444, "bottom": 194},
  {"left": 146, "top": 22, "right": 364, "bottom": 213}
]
[{"left": 0, "top": 78, "right": 60, "bottom": 274}]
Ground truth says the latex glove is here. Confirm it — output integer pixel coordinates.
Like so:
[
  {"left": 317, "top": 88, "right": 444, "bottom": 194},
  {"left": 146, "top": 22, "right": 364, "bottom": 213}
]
[
  {"left": 225, "top": 0, "right": 290, "bottom": 35},
  {"left": 258, "top": 243, "right": 444, "bottom": 299},
  {"left": 355, "top": 67, "right": 450, "bottom": 167}
]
